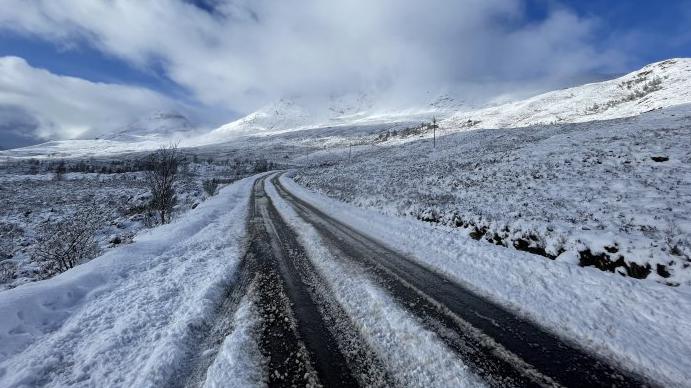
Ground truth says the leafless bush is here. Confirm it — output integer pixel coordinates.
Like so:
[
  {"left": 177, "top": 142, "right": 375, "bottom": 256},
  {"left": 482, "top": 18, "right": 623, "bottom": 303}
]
[
  {"left": 54, "top": 160, "right": 66, "bottom": 181},
  {"left": 0, "top": 260, "right": 17, "bottom": 283},
  {"left": 31, "top": 207, "right": 104, "bottom": 278},
  {"left": 202, "top": 179, "right": 219, "bottom": 196},
  {"left": 145, "top": 144, "right": 179, "bottom": 224}
]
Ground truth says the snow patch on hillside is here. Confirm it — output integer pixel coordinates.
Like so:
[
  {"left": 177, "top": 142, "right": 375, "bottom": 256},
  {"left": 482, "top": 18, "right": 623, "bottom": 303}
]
[
  {"left": 295, "top": 105, "right": 691, "bottom": 285},
  {"left": 444, "top": 59, "right": 691, "bottom": 130},
  {"left": 204, "top": 92, "right": 466, "bottom": 141}
]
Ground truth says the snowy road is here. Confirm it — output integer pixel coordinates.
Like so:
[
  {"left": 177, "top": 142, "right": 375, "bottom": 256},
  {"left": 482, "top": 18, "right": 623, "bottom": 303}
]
[
  {"left": 215, "top": 175, "right": 642, "bottom": 386},
  {"left": 0, "top": 172, "right": 671, "bottom": 387}
]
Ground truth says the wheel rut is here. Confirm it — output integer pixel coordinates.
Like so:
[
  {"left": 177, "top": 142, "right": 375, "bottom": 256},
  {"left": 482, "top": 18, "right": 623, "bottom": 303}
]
[{"left": 250, "top": 174, "right": 390, "bottom": 387}]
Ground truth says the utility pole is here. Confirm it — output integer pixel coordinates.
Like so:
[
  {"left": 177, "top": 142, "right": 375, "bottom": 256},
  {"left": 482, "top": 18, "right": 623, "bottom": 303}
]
[
  {"left": 432, "top": 116, "right": 438, "bottom": 149},
  {"left": 348, "top": 143, "right": 352, "bottom": 162}
]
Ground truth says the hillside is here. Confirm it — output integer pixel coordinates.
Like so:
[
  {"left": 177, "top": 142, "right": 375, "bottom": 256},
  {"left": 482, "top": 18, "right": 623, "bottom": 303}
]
[
  {"left": 204, "top": 93, "right": 466, "bottom": 140},
  {"left": 444, "top": 59, "right": 691, "bottom": 130},
  {"left": 295, "top": 105, "right": 691, "bottom": 285}
]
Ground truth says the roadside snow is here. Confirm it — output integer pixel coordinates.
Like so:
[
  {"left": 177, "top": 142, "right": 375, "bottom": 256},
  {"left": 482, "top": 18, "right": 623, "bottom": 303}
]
[
  {"left": 202, "top": 292, "right": 265, "bottom": 388},
  {"left": 0, "top": 160, "right": 258, "bottom": 290},
  {"left": 266, "top": 177, "right": 486, "bottom": 388},
  {"left": 280, "top": 174, "right": 691, "bottom": 387},
  {"left": 0, "top": 174, "right": 258, "bottom": 387}
]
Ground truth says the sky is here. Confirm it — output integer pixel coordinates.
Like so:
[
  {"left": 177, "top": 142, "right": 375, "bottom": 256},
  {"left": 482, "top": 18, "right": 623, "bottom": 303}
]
[{"left": 0, "top": 0, "right": 689, "bottom": 149}]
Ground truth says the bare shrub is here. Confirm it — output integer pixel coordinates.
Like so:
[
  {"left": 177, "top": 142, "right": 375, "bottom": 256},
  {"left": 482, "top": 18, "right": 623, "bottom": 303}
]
[
  {"left": 145, "top": 144, "right": 179, "bottom": 224},
  {"left": 31, "top": 207, "right": 103, "bottom": 278},
  {"left": 202, "top": 179, "right": 219, "bottom": 196},
  {"left": 54, "top": 160, "right": 66, "bottom": 181},
  {"left": 0, "top": 260, "right": 17, "bottom": 284},
  {"left": 0, "top": 222, "right": 23, "bottom": 256}
]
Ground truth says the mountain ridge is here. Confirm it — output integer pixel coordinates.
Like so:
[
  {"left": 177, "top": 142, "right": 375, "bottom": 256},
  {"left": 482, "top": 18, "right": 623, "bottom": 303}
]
[{"left": 443, "top": 58, "right": 691, "bottom": 130}]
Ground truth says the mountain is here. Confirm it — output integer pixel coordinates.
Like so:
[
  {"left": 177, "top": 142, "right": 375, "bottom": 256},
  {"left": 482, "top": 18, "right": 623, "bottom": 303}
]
[
  {"left": 205, "top": 92, "right": 466, "bottom": 140},
  {"left": 3, "top": 59, "right": 690, "bottom": 159},
  {"left": 443, "top": 58, "right": 691, "bottom": 130},
  {"left": 105, "top": 111, "right": 195, "bottom": 142},
  {"left": 207, "top": 99, "right": 314, "bottom": 138}
]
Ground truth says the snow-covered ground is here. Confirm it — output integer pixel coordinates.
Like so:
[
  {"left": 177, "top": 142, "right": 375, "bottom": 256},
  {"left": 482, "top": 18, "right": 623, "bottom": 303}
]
[
  {"left": 295, "top": 105, "right": 691, "bottom": 285},
  {"left": 0, "top": 159, "right": 257, "bottom": 290},
  {"left": 201, "top": 292, "right": 265, "bottom": 388},
  {"left": 0, "top": 175, "right": 257, "bottom": 387},
  {"left": 279, "top": 174, "right": 691, "bottom": 387}
]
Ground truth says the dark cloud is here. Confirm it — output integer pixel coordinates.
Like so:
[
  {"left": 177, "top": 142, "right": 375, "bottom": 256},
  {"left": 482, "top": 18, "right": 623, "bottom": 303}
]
[{"left": 0, "top": 105, "right": 40, "bottom": 149}]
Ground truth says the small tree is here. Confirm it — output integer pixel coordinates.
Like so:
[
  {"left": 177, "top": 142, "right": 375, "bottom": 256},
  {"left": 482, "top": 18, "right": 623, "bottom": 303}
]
[{"left": 145, "top": 144, "right": 179, "bottom": 224}]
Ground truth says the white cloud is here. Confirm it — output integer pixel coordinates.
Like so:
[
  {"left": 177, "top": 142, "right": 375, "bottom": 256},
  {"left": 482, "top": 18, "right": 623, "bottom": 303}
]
[
  {"left": 0, "top": 56, "right": 174, "bottom": 141},
  {"left": 0, "top": 0, "right": 622, "bottom": 114}
]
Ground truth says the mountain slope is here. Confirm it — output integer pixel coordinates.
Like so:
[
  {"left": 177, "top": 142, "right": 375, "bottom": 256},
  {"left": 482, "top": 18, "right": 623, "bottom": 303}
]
[
  {"left": 444, "top": 59, "right": 691, "bottom": 130},
  {"left": 208, "top": 99, "right": 313, "bottom": 138},
  {"left": 205, "top": 93, "right": 466, "bottom": 140}
]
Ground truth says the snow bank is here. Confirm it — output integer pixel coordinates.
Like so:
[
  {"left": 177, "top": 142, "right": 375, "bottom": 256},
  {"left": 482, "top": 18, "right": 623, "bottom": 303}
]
[
  {"left": 280, "top": 174, "right": 691, "bottom": 387},
  {"left": 0, "top": 174, "right": 259, "bottom": 387},
  {"left": 202, "top": 293, "right": 265, "bottom": 388}
]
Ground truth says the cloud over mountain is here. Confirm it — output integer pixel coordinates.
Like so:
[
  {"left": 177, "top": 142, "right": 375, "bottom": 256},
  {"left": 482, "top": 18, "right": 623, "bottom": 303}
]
[{"left": 1, "top": 0, "right": 623, "bottom": 114}]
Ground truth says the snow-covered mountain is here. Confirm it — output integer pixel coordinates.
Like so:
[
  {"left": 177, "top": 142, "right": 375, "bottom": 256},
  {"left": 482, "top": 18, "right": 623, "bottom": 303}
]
[
  {"left": 105, "top": 111, "right": 195, "bottom": 142},
  {"left": 443, "top": 58, "right": 691, "bottom": 130},
  {"left": 204, "top": 92, "right": 467, "bottom": 141},
  {"left": 3, "top": 58, "right": 690, "bottom": 159},
  {"left": 208, "top": 99, "right": 314, "bottom": 138},
  {"left": 207, "top": 59, "right": 691, "bottom": 140}
]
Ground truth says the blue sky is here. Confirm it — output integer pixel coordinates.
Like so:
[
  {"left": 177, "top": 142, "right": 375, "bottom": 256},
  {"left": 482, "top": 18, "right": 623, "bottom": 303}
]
[
  {"left": 550, "top": 0, "right": 691, "bottom": 64},
  {"left": 0, "top": 0, "right": 689, "bottom": 148}
]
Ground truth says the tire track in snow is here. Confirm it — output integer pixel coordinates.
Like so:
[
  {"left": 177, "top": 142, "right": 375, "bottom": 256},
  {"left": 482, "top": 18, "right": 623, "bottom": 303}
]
[
  {"left": 245, "top": 174, "right": 389, "bottom": 386},
  {"left": 266, "top": 178, "right": 488, "bottom": 387},
  {"left": 272, "top": 174, "right": 651, "bottom": 388}
]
